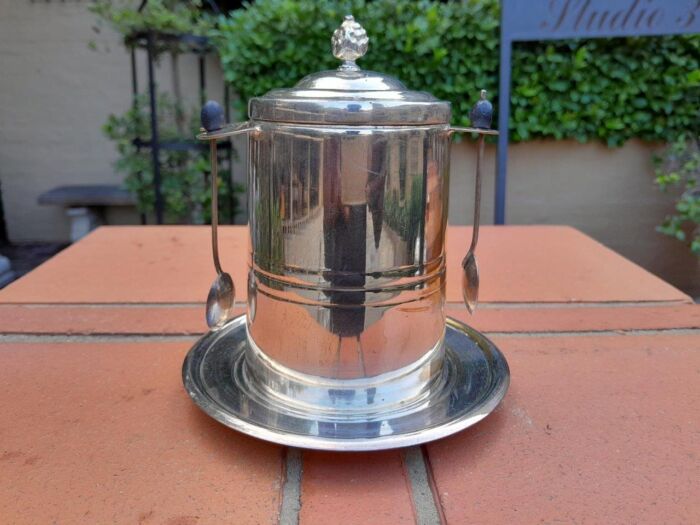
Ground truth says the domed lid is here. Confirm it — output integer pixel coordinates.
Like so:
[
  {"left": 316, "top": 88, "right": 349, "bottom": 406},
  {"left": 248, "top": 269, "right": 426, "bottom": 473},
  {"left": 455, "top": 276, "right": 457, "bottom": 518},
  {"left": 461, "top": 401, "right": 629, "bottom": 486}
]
[{"left": 248, "top": 15, "right": 451, "bottom": 126}]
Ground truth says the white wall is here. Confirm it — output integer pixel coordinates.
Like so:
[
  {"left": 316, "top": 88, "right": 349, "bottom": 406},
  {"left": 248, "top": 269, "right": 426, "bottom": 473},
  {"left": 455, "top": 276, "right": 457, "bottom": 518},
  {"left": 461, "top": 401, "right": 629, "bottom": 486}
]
[
  {"left": 449, "top": 139, "right": 699, "bottom": 295},
  {"left": 0, "top": 0, "right": 226, "bottom": 241},
  {"left": 0, "top": 1, "right": 131, "bottom": 241}
]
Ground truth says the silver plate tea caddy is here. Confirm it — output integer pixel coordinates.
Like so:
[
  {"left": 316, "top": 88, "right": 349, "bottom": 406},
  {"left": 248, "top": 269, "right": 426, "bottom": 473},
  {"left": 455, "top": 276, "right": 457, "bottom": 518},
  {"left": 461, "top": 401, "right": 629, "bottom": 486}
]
[{"left": 183, "top": 16, "right": 509, "bottom": 451}]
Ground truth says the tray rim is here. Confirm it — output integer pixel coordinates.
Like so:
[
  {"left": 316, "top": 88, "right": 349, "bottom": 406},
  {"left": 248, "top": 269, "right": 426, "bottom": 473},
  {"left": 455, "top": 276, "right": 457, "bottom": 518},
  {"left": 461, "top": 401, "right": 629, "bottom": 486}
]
[{"left": 182, "top": 315, "right": 510, "bottom": 451}]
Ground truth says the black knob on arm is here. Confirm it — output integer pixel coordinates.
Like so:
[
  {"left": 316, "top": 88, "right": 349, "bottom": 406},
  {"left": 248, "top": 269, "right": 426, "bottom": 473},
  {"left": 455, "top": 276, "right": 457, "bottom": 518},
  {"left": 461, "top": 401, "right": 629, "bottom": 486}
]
[
  {"left": 201, "top": 100, "right": 225, "bottom": 132},
  {"left": 469, "top": 90, "right": 493, "bottom": 130}
]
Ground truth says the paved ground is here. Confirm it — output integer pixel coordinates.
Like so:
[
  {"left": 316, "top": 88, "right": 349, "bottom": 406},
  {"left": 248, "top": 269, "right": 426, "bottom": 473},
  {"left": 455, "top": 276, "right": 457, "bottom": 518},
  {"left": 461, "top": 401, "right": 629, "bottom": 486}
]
[
  {"left": 0, "top": 241, "right": 66, "bottom": 284},
  {"left": 0, "top": 225, "right": 698, "bottom": 524}
]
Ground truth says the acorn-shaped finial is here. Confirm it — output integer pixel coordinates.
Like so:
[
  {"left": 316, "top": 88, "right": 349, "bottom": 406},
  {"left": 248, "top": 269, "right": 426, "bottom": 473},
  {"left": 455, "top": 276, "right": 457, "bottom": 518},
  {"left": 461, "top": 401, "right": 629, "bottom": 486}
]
[
  {"left": 201, "top": 100, "right": 225, "bottom": 132},
  {"left": 332, "top": 15, "right": 369, "bottom": 70},
  {"left": 470, "top": 89, "right": 493, "bottom": 129}
]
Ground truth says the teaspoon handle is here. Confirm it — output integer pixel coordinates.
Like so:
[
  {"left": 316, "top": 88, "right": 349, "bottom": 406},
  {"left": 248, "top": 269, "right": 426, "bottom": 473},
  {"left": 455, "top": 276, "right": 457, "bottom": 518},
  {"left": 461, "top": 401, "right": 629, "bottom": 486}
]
[
  {"left": 462, "top": 89, "right": 494, "bottom": 313},
  {"left": 200, "top": 100, "right": 258, "bottom": 284},
  {"left": 467, "top": 89, "right": 492, "bottom": 256},
  {"left": 210, "top": 140, "right": 223, "bottom": 276},
  {"left": 201, "top": 100, "right": 226, "bottom": 276},
  {"left": 469, "top": 134, "right": 484, "bottom": 254}
]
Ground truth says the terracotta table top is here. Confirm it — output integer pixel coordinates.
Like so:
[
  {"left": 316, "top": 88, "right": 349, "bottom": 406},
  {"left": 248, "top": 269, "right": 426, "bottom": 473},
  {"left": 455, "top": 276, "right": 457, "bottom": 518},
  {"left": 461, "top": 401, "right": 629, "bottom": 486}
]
[{"left": 0, "top": 225, "right": 698, "bottom": 524}]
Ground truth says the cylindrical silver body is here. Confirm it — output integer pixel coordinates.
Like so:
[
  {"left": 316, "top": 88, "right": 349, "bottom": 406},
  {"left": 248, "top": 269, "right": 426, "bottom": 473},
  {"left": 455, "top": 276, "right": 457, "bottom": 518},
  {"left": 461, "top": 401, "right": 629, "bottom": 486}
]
[{"left": 246, "top": 122, "right": 451, "bottom": 388}]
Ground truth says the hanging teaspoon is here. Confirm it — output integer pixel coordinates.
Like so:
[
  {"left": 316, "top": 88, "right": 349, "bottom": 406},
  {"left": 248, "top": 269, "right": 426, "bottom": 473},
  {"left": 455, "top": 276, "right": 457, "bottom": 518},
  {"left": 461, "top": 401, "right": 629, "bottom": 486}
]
[
  {"left": 201, "top": 101, "right": 235, "bottom": 329},
  {"left": 462, "top": 90, "right": 494, "bottom": 314}
]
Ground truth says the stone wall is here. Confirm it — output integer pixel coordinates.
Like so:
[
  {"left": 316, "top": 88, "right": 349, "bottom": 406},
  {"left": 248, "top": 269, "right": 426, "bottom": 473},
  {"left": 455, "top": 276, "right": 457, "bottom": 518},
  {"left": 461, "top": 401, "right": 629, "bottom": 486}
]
[{"left": 0, "top": 1, "right": 696, "bottom": 295}]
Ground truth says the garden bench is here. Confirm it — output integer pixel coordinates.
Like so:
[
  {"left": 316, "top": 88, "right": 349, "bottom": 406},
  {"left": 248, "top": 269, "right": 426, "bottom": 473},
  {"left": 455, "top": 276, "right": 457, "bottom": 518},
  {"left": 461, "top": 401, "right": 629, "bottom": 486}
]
[{"left": 38, "top": 184, "right": 136, "bottom": 241}]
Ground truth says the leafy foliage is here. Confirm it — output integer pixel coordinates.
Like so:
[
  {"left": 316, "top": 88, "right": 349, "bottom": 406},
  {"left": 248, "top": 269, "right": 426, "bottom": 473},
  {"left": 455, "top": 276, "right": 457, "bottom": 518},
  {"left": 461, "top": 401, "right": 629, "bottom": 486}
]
[
  {"left": 91, "top": 1, "right": 243, "bottom": 223},
  {"left": 214, "top": 0, "right": 699, "bottom": 147},
  {"left": 654, "top": 134, "right": 700, "bottom": 255},
  {"left": 89, "top": 0, "right": 215, "bottom": 39},
  {"left": 103, "top": 94, "right": 241, "bottom": 223}
]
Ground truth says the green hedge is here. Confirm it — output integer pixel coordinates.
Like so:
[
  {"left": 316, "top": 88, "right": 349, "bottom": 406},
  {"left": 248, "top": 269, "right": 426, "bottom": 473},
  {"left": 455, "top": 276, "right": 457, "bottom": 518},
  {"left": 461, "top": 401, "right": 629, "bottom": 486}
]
[{"left": 214, "top": 0, "right": 699, "bottom": 146}]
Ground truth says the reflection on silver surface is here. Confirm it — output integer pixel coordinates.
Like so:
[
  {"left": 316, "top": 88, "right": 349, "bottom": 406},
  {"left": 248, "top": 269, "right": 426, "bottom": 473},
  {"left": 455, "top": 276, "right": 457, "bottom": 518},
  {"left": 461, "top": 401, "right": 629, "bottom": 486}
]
[
  {"left": 183, "top": 315, "right": 510, "bottom": 451},
  {"left": 246, "top": 123, "right": 451, "bottom": 380}
]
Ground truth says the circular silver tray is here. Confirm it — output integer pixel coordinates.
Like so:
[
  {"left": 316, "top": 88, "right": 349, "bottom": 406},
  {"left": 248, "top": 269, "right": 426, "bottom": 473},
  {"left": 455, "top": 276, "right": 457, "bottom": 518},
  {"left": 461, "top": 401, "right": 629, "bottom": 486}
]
[{"left": 182, "top": 315, "right": 509, "bottom": 451}]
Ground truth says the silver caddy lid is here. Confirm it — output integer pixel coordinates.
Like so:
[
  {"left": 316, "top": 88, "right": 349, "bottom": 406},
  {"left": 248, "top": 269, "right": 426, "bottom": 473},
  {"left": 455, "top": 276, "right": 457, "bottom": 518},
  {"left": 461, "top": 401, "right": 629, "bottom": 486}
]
[{"left": 248, "top": 15, "right": 451, "bottom": 126}]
